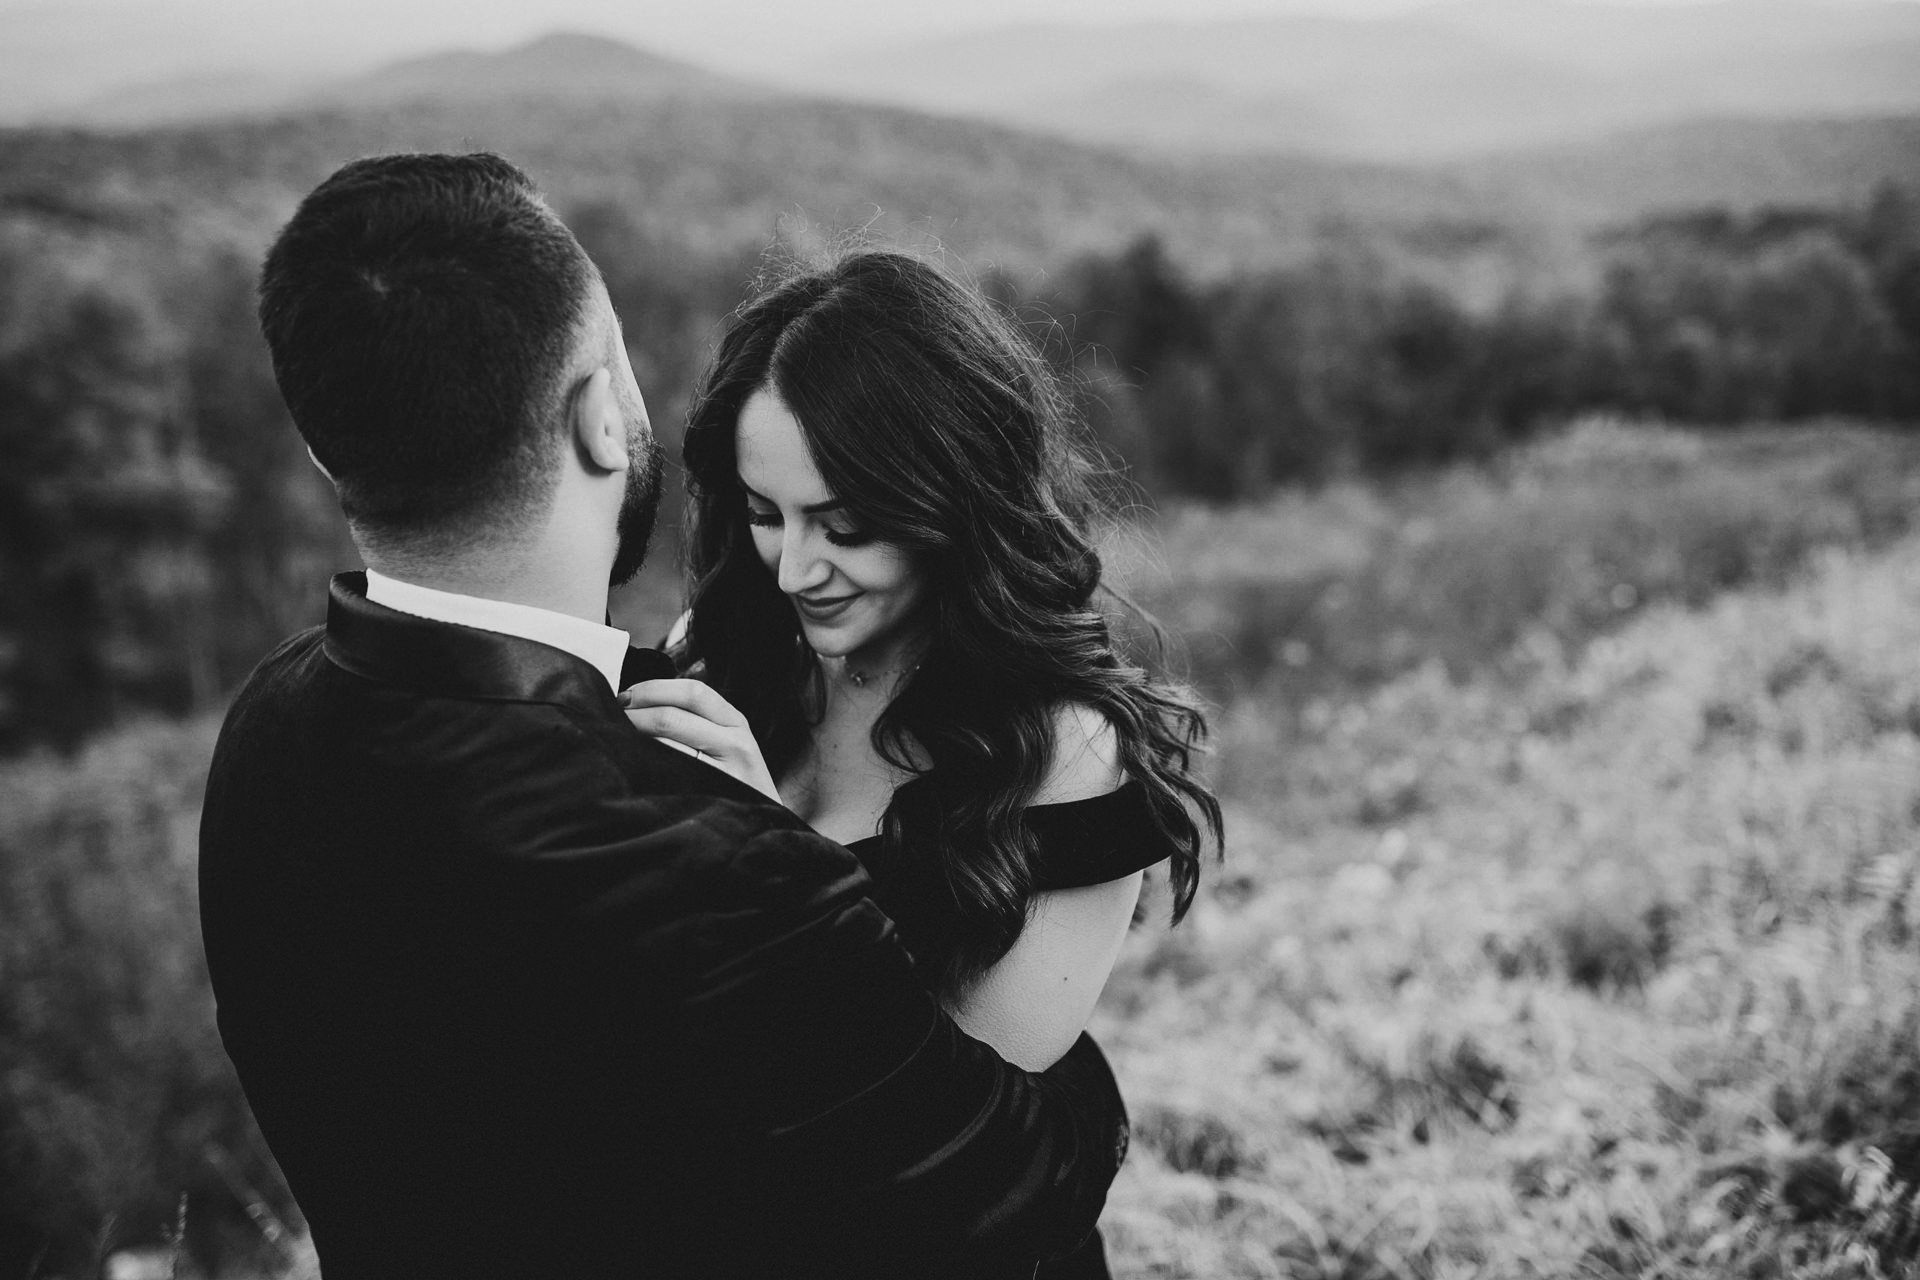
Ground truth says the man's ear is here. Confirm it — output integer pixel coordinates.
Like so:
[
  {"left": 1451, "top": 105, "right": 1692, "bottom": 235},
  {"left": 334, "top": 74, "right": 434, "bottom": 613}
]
[{"left": 571, "top": 367, "right": 629, "bottom": 473}]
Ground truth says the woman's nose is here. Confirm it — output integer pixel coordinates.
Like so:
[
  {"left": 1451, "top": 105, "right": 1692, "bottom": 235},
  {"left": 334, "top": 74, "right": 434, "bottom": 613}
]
[{"left": 776, "top": 529, "right": 830, "bottom": 595}]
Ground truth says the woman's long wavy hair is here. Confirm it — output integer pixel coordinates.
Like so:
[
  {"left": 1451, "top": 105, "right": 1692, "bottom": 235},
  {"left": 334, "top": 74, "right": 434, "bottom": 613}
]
[{"left": 680, "top": 249, "right": 1223, "bottom": 998}]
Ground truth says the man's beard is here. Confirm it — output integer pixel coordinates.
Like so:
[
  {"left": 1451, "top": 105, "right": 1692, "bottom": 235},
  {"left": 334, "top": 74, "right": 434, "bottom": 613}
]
[{"left": 609, "top": 429, "right": 665, "bottom": 588}]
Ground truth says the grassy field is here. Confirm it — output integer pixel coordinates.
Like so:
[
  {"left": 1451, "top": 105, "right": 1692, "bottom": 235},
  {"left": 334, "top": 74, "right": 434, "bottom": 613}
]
[
  {"left": 1098, "top": 423, "right": 1920, "bottom": 1278},
  {"left": 5, "top": 420, "right": 1920, "bottom": 1277}
]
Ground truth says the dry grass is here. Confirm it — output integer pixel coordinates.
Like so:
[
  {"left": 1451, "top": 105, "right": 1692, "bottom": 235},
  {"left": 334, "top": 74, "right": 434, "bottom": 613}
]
[
  {"left": 1123, "top": 417, "right": 1920, "bottom": 711},
  {"left": 1097, "top": 468, "right": 1920, "bottom": 1277}
]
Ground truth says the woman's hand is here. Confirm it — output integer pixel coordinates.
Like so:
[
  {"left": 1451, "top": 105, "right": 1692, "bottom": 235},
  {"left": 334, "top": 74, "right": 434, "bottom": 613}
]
[{"left": 620, "top": 679, "right": 781, "bottom": 804}]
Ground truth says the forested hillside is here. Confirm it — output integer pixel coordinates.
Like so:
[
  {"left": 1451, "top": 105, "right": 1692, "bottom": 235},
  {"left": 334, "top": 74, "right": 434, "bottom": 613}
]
[{"left": 3, "top": 49, "right": 1917, "bottom": 752}]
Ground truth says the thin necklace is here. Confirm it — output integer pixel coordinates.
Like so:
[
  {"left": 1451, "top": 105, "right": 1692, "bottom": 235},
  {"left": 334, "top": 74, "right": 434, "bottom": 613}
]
[{"left": 840, "top": 656, "right": 921, "bottom": 690}]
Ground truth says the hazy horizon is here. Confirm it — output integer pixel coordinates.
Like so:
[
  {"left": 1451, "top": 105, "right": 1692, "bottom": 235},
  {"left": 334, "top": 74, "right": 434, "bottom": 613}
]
[{"left": 6, "top": 0, "right": 1920, "bottom": 123}]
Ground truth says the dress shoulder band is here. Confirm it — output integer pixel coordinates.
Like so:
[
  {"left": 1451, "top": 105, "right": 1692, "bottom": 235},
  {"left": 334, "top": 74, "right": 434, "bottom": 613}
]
[{"left": 1023, "top": 778, "right": 1169, "bottom": 892}]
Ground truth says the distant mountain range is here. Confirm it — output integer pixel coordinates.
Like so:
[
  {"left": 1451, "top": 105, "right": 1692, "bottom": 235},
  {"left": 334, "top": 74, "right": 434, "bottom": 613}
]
[
  {"left": 795, "top": 0, "right": 1920, "bottom": 161},
  {"left": 1, "top": 25, "right": 1915, "bottom": 283},
  {"left": 63, "top": 32, "right": 762, "bottom": 126},
  {"left": 10, "top": 1, "right": 1918, "bottom": 165},
  {"left": 1455, "top": 114, "right": 1920, "bottom": 226}
]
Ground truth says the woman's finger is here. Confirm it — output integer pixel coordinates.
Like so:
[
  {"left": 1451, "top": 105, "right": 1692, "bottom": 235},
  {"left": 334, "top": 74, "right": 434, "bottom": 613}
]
[
  {"left": 626, "top": 707, "right": 781, "bottom": 803},
  {"left": 620, "top": 679, "right": 746, "bottom": 727},
  {"left": 623, "top": 705, "right": 736, "bottom": 757}
]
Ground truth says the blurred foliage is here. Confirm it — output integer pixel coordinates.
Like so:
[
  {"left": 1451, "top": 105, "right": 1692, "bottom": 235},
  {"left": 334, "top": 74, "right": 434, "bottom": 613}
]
[
  {"left": 1039, "top": 185, "right": 1920, "bottom": 496},
  {"left": 1127, "top": 420, "right": 1920, "bottom": 708},
  {"left": 0, "top": 218, "right": 350, "bottom": 752},
  {"left": 0, "top": 720, "right": 297, "bottom": 1278}
]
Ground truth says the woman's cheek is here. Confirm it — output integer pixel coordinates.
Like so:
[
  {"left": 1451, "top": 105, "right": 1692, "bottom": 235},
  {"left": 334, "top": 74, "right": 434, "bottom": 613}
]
[
  {"left": 877, "top": 545, "right": 927, "bottom": 596},
  {"left": 749, "top": 527, "right": 781, "bottom": 576}
]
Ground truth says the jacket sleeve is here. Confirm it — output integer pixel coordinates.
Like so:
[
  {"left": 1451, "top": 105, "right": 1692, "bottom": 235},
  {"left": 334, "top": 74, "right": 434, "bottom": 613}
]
[{"left": 673, "top": 821, "right": 1130, "bottom": 1271}]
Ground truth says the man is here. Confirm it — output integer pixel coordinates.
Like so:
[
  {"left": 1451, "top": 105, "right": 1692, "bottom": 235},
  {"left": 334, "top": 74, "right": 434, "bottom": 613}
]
[{"left": 198, "top": 153, "right": 1127, "bottom": 1279}]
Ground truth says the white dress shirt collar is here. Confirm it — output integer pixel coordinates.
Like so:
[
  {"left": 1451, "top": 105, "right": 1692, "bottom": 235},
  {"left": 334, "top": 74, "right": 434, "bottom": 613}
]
[{"left": 363, "top": 568, "right": 631, "bottom": 694}]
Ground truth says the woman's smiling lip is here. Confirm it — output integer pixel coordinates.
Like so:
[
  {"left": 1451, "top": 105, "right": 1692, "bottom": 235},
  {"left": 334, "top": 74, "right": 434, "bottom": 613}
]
[{"left": 794, "top": 592, "right": 860, "bottom": 621}]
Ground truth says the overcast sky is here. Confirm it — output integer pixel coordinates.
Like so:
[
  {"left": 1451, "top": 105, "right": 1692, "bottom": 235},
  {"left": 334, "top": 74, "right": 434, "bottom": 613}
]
[
  {"left": 2, "top": 0, "right": 1914, "bottom": 117},
  {"left": 12, "top": 0, "right": 1908, "bottom": 76},
  {"left": 7, "top": 0, "right": 1457, "bottom": 71}
]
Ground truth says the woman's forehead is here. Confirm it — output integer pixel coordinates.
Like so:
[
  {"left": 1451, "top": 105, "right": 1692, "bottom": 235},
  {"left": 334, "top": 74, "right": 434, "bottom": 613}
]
[{"left": 736, "top": 388, "right": 831, "bottom": 504}]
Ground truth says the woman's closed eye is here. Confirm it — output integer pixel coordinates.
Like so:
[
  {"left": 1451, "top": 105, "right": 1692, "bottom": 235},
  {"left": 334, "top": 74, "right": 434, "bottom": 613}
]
[
  {"left": 822, "top": 518, "right": 876, "bottom": 548},
  {"left": 742, "top": 504, "right": 875, "bottom": 548}
]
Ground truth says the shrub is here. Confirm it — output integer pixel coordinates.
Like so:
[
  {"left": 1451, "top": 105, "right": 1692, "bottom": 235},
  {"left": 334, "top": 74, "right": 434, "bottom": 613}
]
[
  {"left": 0, "top": 719, "right": 291, "bottom": 1277},
  {"left": 1126, "top": 420, "right": 1920, "bottom": 703}
]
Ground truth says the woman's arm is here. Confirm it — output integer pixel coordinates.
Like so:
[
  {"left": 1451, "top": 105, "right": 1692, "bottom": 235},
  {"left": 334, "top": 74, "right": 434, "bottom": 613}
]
[
  {"left": 948, "top": 704, "right": 1144, "bottom": 1071},
  {"left": 950, "top": 873, "right": 1144, "bottom": 1071}
]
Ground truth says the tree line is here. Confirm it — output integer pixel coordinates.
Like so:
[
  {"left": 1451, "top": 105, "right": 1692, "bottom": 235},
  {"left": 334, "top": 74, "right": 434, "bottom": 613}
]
[
  {"left": 1041, "top": 184, "right": 1920, "bottom": 497},
  {"left": 1, "top": 185, "right": 1915, "bottom": 752}
]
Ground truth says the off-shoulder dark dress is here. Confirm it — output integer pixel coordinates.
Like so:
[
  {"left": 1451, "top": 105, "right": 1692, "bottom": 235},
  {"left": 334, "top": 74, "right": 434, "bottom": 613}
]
[{"left": 844, "top": 778, "right": 1171, "bottom": 1280}]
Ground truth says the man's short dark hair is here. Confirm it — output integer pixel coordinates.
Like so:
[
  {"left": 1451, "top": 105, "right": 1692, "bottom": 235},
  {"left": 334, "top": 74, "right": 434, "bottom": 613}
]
[{"left": 258, "top": 152, "right": 598, "bottom": 537}]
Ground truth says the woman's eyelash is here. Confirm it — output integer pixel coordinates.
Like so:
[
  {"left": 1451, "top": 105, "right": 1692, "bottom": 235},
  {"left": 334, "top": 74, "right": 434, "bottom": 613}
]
[{"left": 743, "top": 504, "right": 875, "bottom": 546}]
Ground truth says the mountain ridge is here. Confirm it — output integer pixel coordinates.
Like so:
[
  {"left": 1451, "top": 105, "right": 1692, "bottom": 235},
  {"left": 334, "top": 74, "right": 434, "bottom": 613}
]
[
  {"left": 3, "top": 28, "right": 1913, "bottom": 286},
  {"left": 67, "top": 29, "right": 757, "bottom": 126},
  {"left": 333, "top": 31, "right": 752, "bottom": 105},
  {"left": 793, "top": 1, "right": 1920, "bottom": 160}
]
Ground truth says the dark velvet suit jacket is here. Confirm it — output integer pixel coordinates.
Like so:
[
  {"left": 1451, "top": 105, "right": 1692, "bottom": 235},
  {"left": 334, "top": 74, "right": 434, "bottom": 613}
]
[{"left": 198, "top": 574, "right": 1128, "bottom": 1279}]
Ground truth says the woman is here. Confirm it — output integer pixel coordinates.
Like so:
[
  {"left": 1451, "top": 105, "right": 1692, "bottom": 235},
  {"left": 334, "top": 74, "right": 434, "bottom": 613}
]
[{"left": 626, "top": 250, "right": 1221, "bottom": 1275}]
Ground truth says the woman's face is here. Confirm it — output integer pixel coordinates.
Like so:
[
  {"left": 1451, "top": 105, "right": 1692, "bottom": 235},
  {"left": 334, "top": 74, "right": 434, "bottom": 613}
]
[{"left": 734, "top": 387, "right": 929, "bottom": 666}]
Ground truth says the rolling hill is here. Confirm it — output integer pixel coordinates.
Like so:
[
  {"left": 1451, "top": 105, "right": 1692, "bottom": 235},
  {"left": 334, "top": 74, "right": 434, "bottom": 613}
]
[
  {"left": 0, "top": 29, "right": 1913, "bottom": 286},
  {"left": 69, "top": 31, "right": 762, "bottom": 125},
  {"left": 797, "top": 0, "right": 1920, "bottom": 161},
  {"left": 0, "top": 90, "right": 1480, "bottom": 275},
  {"left": 0, "top": 30, "right": 1505, "bottom": 278},
  {"left": 1456, "top": 114, "right": 1920, "bottom": 228}
]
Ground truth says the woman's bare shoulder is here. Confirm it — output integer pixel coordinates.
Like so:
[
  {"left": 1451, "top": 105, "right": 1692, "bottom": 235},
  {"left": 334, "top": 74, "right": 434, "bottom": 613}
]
[{"left": 1034, "top": 702, "right": 1124, "bottom": 805}]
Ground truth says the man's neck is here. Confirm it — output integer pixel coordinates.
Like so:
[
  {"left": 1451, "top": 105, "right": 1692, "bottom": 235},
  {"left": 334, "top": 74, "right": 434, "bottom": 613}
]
[
  {"left": 361, "top": 554, "right": 611, "bottom": 626},
  {"left": 363, "top": 569, "right": 630, "bottom": 694}
]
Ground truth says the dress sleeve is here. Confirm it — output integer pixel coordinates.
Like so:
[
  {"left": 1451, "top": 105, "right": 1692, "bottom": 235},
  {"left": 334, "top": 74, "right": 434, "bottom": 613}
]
[{"left": 1024, "top": 778, "right": 1171, "bottom": 891}]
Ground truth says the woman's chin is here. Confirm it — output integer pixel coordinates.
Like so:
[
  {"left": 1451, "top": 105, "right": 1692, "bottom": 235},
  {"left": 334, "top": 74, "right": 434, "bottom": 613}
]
[{"left": 799, "top": 622, "right": 863, "bottom": 658}]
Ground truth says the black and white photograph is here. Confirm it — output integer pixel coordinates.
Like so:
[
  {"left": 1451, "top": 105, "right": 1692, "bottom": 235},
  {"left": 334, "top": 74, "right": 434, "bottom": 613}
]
[{"left": 3, "top": 0, "right": 1920, "bottom": 1276}]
